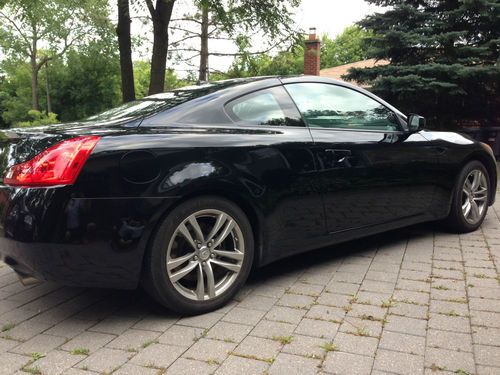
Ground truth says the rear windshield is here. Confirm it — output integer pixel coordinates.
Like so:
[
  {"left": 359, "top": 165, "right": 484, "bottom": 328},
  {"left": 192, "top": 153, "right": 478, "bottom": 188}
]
[
  {"left": 86, "top": 78, "right": 263, "bottom": 122},
  {"left": 85, "top": 92, "right": 198, "bottom": 121}
]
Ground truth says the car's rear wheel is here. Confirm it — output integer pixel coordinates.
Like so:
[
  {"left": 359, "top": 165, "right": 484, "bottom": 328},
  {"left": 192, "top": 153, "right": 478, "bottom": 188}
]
[
  {"left": 143, "top": 196, "right": 254, "bottom": 314},
  {"left": 444, "top": 160, "right": 490, "bottom": 233}
]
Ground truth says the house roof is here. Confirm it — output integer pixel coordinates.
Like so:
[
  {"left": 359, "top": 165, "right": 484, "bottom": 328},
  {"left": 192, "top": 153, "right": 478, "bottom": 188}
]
[{"left": 320, "top": 58, "right": 390, "bottom": 82}]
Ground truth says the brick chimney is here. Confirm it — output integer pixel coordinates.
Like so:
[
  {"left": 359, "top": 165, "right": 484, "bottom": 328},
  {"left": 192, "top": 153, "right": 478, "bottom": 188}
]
[{"left": 304, "top": 27, "right": 320, "bottom": 76}]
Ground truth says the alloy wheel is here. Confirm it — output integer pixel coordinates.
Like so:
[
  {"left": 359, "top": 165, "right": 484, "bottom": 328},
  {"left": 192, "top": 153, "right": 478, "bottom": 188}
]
[
  {"left": 461, "top": 169, "right": 488, "bottom": 225},
  {"left": 166, "top": 209, "right": 245, "bottom": 301}
]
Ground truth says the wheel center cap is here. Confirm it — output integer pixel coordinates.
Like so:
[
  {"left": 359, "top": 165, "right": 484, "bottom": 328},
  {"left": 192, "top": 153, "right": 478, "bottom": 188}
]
[{"left": 198, "top": 247, "right": 210, "bottom": 261}]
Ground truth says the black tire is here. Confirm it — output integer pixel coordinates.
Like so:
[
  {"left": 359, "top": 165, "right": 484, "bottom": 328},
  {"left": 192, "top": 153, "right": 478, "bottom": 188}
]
[
  {"left": 443, "top": 160, "right": 490, "bottom": 233},
  {"left": 142, "top": 196, "right": 254, "bottom": 315}
]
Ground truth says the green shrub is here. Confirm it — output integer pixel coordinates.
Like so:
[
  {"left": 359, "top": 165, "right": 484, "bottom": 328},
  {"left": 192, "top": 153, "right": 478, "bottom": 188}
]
[{"left": 16, "top": 110, "right": 59, "bottom": 127}]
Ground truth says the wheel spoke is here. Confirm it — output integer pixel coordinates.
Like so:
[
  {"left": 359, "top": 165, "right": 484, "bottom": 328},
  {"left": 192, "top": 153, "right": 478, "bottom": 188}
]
[
  {"left": 476, "top": 187, "right": 487, "bottom": 194},
  {"left": 213, "top": 249, "right": 244, "bottom": 261},
  {"left": 470, "top": 200, "right": 480, "bottom": 221},
  {"left": 195, "top": 263, "right": 205, "bottom": 300},
  {"left": 206, "top": 213, "right": 228, "bottom": 243},
  {"left": 178, "top": 223, "right": 199, "bottom": 251},
  {"left": 463, "top": 200, "right": 471, "bottom": 218},
  {"left": 167, "top": 252, "right": 195, "bottom": 271},
  {"left": 471, "top": 170, "right": 481, "bottom": 191},
  {"left": 211, "top": 258, "right": 241, "bottom": 273},
  {"left": 474, "top": 195, "right": 487, "bottom": 202},
  {"left": 170, "top": 261, "right": 198, "bottom": 282},
  {"left": 464, "top": 180, "right": 472, "bottom": 192},
  {"left": 204, "top": 262, "right": 216, "bottom": 298},
  {"left": 212, "top": 219, "right": 235, "bottom": 248},
  {"left": 188, "top": 214, "right": 205, "bottom": 243}
]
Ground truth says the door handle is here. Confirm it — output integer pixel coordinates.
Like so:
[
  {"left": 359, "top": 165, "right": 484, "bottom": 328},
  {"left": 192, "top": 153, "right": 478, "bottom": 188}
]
[
  {"left": 433, "top": 147, "right": 447, "bottom": 155},
  {"left": 324, "top": 149, "right": 351, "bottom": 156},
  {"left": 323, "top": 149, "right": 354, "bottom": 167}
]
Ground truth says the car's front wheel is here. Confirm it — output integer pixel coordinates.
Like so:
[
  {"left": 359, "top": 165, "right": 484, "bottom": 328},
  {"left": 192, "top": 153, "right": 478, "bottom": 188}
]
[
  {"left": 444, "top": 160, "right": 490, "bottom": 233},
  {"left": 143, "top": 196, "right": 254, "bottom": 314}
]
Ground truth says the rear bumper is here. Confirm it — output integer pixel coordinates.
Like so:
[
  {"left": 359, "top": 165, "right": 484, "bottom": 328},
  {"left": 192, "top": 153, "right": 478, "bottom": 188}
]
[
  {"left": 0, "top": 186, "right": 177, "bottom": 289},
  {"left": 0, "top": 236, "right": 144, "bottom": 289}
]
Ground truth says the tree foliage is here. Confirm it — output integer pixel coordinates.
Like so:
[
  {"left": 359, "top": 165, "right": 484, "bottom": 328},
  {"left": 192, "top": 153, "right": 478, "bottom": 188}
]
[
  {"left": 226, "top": 46, "right": 303, "bottom": 77},
  {"left": 345, "top": 0, "right": 500, "bottom": 129},
  {"left": 321, "top": 25, "right": 374, "bottom": 68},
  {"left": 49, "top": 42, "right": 122, "bottom": 122},
  {"left": 203, "top": 0, "right": 301, "bottom": 41},
  {"left": 225, "top": 26, "right": 375, "bottom": 78},
  {"left": 0, "top": 41, "right": 122, "bottom": 126},
  {"left": 133, "top": 60, "right": 185, "bottom": 98},
  {"left": 0, "top": 61, "right": 32, "bottom": 125},
  {"left": 0, "top": 0, "right": 113, "bottom": 110},
  {"left": 16, "top": 110, "right": 59, "bottom": 127},
  {"left": 167, "top": 0, "right": 302, "bottom": 82}
]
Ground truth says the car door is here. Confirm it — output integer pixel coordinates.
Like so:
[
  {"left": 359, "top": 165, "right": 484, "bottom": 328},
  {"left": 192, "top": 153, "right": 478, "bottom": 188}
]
[
  {"left": 223, "top": 85, "right": 327, "bottom": 258},
  {"left": 284, "top": 80, "right": 440, "bottom": 234}
]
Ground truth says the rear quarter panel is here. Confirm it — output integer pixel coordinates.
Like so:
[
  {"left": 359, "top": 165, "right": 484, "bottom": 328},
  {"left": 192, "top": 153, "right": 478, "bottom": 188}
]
[{"left": 75, "top": 124, "right": 321, "bottom": 272}]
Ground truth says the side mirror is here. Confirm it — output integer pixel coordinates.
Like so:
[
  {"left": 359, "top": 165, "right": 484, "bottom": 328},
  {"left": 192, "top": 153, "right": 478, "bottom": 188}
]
[{"left": 408, "top": 114, "right": 426, "bottom": 132}]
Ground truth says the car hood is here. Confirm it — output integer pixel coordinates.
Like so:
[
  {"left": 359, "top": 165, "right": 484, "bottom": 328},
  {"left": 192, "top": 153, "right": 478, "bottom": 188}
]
[{"left": 420, "top": 130, "right": 475, "bottom": 145}]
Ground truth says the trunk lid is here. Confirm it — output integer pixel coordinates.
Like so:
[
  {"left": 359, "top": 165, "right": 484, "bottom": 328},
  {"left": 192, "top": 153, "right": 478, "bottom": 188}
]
[
  {"left": 0, "top": 129, "right": 67, "bottom": 184},
  {"left": 0, "top": 118, "right": 138, "bottom": 184}
]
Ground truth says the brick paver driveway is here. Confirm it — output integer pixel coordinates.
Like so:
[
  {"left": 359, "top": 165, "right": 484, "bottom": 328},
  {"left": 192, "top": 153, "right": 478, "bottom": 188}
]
[{"left": 1, "top": 194, "right": 499, "bottom": 375}]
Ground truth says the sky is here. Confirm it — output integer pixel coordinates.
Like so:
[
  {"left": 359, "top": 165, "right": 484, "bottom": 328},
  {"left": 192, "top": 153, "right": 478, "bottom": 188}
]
[
  {"left": 294, "top": 0, "right": 383, "bottom": 39},
  {"left": 128, "top": 0, "right": 385, "bottom": 77}
]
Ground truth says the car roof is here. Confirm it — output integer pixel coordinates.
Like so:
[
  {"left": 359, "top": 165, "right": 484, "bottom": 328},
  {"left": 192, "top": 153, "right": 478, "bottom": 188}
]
[
  {"left": 144, "top": 77, "right": 279, "bottom": 101},
  {"left": 140, "top": 75, "right": 406, "bottom": 126},
  {"left": 144, "top": 76, "right": 395, "bottom": 106}
]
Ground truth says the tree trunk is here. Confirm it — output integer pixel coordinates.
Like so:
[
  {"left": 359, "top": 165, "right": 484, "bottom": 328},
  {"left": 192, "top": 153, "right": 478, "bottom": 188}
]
[
  {"left": 148, "top": 0, "right": 175, "bottom": 95},
  {"left": 117, "top": 0, "right": 136, "bottom": 102},
  {"left": 30, "top": 53, "right": 39, "bottom": 111},
  {"left": 45, "top": 61, "right": 52, "bottom": 114},
  {"left": 198, "top": 5, "right": 209, "bottom": 82}
]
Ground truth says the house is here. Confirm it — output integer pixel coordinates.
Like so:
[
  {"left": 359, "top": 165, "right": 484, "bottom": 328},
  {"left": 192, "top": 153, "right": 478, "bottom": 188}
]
[{"left": 304, "top": 28, "right": 388, "bottom": 84}]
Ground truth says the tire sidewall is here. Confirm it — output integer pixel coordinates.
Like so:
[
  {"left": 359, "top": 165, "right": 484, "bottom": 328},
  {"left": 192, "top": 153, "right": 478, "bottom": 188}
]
[{"left": 145, "top": 196, "right": 254, "bottom": 315}]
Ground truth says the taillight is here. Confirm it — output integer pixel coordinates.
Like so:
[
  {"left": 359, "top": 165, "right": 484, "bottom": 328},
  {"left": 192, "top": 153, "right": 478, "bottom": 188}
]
[{"left": 4, "top": 136, "right": 100, "bottom": 187}]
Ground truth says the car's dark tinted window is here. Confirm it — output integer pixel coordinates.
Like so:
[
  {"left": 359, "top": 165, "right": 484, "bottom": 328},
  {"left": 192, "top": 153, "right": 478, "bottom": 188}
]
[
  {"left": 225, "top": 86, "right": 304, "bottom": 127},
  {"left": 87, "top": 79, "right": 264, "bottom": 122},
  {"left": 86, "top": 100, "right": 169, "bottom": 121},
  {"left": 285, "top": 83, "right": 399, "bottom": 131}
]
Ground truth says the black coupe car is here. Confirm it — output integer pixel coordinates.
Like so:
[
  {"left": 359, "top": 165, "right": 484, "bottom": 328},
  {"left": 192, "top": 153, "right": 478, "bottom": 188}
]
[{"left": 0, "top": 76, "right": 496, "bottom": 314}]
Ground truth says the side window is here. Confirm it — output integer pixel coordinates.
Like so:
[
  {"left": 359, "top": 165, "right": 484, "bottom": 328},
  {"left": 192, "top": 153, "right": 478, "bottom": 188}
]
[
  {"left": 285, "top": 83, "right": 400, "bottom": 131},
  {"left": 225, "top": 86, "right": 303, "bottom": 127}
]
